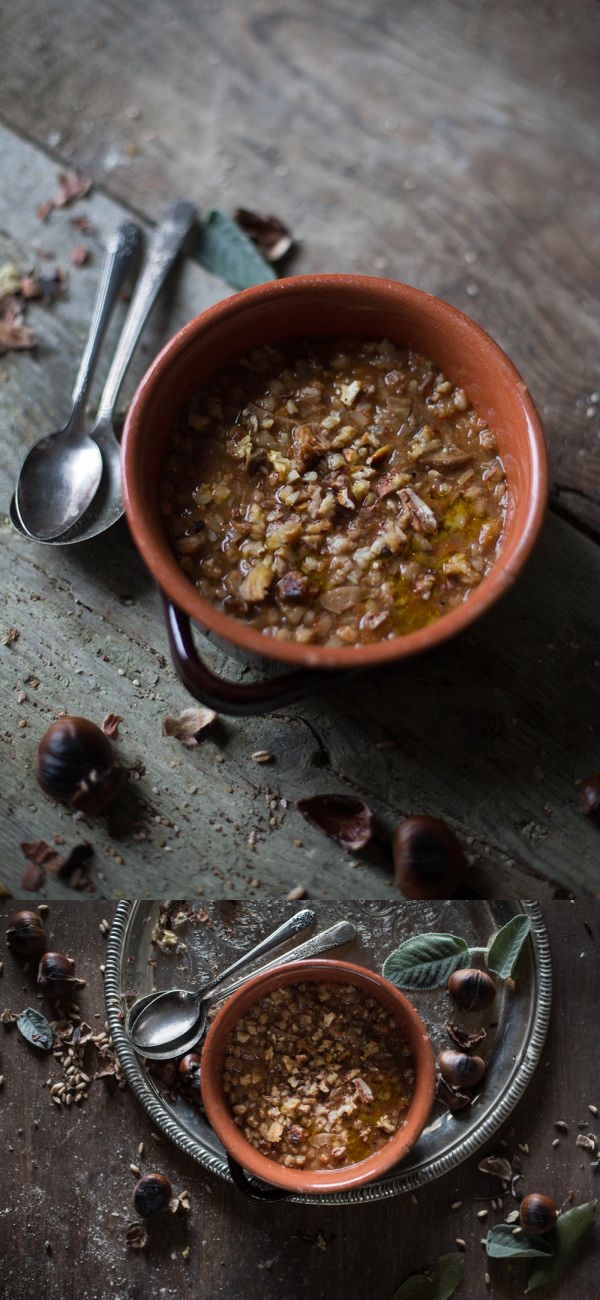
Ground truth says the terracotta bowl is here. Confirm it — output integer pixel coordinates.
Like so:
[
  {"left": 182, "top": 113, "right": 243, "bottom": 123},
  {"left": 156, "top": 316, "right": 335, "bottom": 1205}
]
[
  {"left": 200, "top": 958, "right": 436, "bottom": 1197},
  {"left": 122, "top": 275, "right": 548, "bottom": 715}
]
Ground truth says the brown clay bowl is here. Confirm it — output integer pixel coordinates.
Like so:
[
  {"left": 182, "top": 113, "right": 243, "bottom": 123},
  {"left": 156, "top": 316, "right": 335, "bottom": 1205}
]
[
  {"left": 200, "top": 958, "right": 436, "bottom": 1197},
  {"left": 122, "top": 275, "right": 548, "bottom": 714}
]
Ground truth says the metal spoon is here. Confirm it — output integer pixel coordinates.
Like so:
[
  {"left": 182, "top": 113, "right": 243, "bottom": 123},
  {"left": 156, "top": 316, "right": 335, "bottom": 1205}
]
[
  {"left": 11, "top": 200, "right": 198, "bottom": 545},
  {"left": 128, "top": 908, "right": 316, "bottom": 1054},
  {"left": 14, "top": 221, "right": 142, "bottom": 541},
  {"left": 132, "top": 918, "right": 357, "bottom": 1062}
]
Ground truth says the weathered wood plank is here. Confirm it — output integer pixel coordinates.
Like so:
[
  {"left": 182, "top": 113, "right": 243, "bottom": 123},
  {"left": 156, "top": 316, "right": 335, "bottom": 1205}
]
[
  {"left": 0, "top": 0, "right": 599, "bottom": 529},
  {"left": 0, "top": 125, "right": 598, "bottom": 900},
  {"left": 1, "top": 901, "right": 599, "bottom": 1299}
]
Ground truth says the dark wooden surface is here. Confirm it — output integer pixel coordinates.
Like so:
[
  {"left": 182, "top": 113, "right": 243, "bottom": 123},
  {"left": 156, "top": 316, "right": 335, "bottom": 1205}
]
[{"left": 0, "top": 901, "right": 598, "bottom": 1300}]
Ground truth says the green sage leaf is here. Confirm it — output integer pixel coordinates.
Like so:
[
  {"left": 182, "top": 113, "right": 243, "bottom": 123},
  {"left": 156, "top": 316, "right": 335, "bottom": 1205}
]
[
  {"left": 17, "top": 1006, "right": 54, "bottom": 1051},
  {"left": 194, "top": 209, "right": 277, "bottom": 290},
  {"left": 393, "top": 1251, "right": 465, "bottom": 1299},
  {"left": 484, "top": 1224, "right": 553, "bottom": 1259},
  {"left": 525, "top": 1199, "right": 597, "bottom": 1292},
  {"left": 383, "top": 934, "right": 470, "bottom": 990},
  {"left": 486, "top": 915, "right": 532, "bottom": 979}
]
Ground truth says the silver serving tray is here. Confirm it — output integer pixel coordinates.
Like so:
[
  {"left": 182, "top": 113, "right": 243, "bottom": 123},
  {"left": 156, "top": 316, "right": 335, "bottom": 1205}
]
[{"left": 105, "top": 900, "right": 551, "bottom": 1206}]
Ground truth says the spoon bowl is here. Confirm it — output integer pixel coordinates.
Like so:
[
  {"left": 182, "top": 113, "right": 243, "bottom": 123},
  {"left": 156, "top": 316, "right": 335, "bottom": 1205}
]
[{"left": 14, "top": 221, "right": 141, "bottom": 540}]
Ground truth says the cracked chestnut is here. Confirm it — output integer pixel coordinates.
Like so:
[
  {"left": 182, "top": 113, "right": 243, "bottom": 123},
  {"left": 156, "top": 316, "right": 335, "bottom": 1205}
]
[
  {"left": 393, "top": 816, "right": 467, "bottom": 899},
  {"left": 133, "top": 1172, "right": 172, "bottom": 1217},
  {"left": 178, "top": 1052, "right": 202, "bottom": 1103},
  {"left": 37, "top": 951, "right": 81, "bottom": 998},
  {"left": 448, "top": 968, "right": 496, "bottom": 1012},
  {"left": 6, "top": 910, "right": 45, "bottom": 957},
  {"left": 520, "top": 1193, "right": 558, "bottom": 1236},
  {"left": 36, "top": 716, "right": 125, "bottom": 815},
  {"left": 437, "top": 1049, "right": 486, "bottom": 1088}
]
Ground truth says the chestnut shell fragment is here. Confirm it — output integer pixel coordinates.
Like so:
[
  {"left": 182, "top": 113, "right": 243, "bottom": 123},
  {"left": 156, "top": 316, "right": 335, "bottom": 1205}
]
[{"left": 296, "top": 794, "right": 373, "bottom": 851}]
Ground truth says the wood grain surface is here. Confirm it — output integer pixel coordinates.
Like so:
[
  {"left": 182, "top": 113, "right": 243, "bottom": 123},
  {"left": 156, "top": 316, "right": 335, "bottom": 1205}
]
[
  {"left": 0, "top": 125, "right": 599, "bottom": 900},
  {"left": 0, "top": 0, "right": 599, "bottom": 530},
  {"left": 0, "top": 900, "right": 598, "bottom": 1300}
]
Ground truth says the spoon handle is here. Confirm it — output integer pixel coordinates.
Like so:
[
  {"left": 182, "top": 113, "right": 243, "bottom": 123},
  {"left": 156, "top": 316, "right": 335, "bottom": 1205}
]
[
  {"left": 196, "top": 908, "right": 316, "bottom": 1000},
  {"left": 96, "top": 200, "right": 198, "bottom": 420},
  {"left": 66, "top": 221, "right": 142, "bottom": 435},
  {"left": 209, "top": 920, "right": 357, "bottom": 1004}
]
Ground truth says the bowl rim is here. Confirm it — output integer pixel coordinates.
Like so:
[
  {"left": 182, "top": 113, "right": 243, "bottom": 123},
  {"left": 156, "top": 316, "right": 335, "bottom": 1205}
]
[
  {"left": 122, "top": 273, "right": 548, "bottom": 669},
  {"left": 199, "top": 956, "right": 436, "bottom": 1194}
]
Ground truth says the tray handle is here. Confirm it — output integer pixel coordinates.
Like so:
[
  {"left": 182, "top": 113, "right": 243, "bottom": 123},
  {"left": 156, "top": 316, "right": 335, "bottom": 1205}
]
[
  {"left": 227, "top": 1154, "right": 290, "bottom": 1202},
  {"left": 162, "top": 593, "right": 344, "bottom": 716}
]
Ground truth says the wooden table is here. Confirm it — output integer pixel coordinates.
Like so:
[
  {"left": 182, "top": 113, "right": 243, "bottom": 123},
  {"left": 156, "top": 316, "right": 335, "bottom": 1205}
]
[
  {"left": 0, "top": 900, "right": 598, "bottom": 1299},
  {"left": 0, "top": 0, "right": 599, "bottom": 899}
]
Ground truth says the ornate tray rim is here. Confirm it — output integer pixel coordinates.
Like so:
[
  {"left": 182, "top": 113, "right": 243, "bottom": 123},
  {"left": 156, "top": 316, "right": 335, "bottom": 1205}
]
[{"left": 104, "top": 900, "right": 552, "bottom": 1206}]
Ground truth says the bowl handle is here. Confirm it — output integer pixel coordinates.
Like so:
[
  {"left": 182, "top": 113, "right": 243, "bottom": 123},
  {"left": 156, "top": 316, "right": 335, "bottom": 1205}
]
[
  {"left": 227, "top": 1154, "right": 290, "bottom": 1202},
  {"left": 162, "top": 593, "right": 346, "bottom": 716}
]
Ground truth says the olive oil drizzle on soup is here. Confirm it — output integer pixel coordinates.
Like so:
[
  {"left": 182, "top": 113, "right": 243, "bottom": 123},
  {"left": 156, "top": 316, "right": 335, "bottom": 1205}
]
[{"left": 160, "top": 339, "right": 508, "bottom": 647}]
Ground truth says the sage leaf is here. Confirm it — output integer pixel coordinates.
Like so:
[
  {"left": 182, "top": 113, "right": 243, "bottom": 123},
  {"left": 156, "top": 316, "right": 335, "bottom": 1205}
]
[
  {"left": 383, "top": 934, "right": 470, "bottom": 990},
  {"left": 525, "top": 1199, "right": 597, "bottom": 1292},
  {"left": 17, "top": 1006, "right": 54, "bottom": 1051},
  {"left": 393, "top": 1251, "right": 465, "bottom": 1299},
  {"left": 486, "top": 915, "right": 532, "bottom": 979},
  {"left": 484, "top": 1224, "right": 553, "bottom": 1259},
  {"left": 194, "top": 210, "right": 277, "bottom": 290}
]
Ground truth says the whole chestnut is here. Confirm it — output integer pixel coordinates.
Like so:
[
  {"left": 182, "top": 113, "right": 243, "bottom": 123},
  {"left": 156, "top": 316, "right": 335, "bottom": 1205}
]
[
  {"left": 6, "top": 910, "right": 45, "bottom": 957},
  {"left": 36, "top": 716, "right": 124, "bottom": 815},
  {"left": 437, "top": 1049, "right": 486, "bottom": 1088},
  {"left": 37, "top": 951, "right": 81, "bottom": 999},
  {"left": 393, "top": 816, "right": 467, "bottom": 899},
  {"left": 133, "top": 1172, "right": 172, "bottom": 1217},
  {"left": 448, "top": 968, "right": 496, "bottom": 1012},
  {"left": 520, "top": 1193, "right": 558, "bottom": 1236},
  {"left": 578, "top": 775, "right": 600, "bottom": 820},
  {"left": 178, "top": 1052, "right": 202, "bottom": 1103}
]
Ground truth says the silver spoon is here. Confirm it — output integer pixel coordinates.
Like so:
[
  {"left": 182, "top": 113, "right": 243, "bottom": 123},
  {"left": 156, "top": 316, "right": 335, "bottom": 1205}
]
[
  {"left": 132, "top": 919, "right": 357, "bottom": 1062},
  {"left": 11, "top": 200, "right": 198, "bottom": 545},
  {"left": 128, "top": 908, "right": 316, "bottom": 1054},
  {"left": 14, "top": 221, "right": 142, "bottom": 541}
]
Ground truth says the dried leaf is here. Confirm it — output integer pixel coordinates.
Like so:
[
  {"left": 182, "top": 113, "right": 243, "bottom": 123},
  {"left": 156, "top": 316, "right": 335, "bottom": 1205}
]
[
  {"left": 296, "top": 794, "right": 373, "bottom": 852},
  {"left": 0, "top": 296, "right": 36, "bottom": 353},
  {"left": 445, "top": 1022, "right": 487, "bottom": 1052},
  {"left": 20, "top": 840, "right": 93, "bottom": 887},
  {"left": 478, "top": 1156, "right": 513, "bottom": 1182},
  {"left": 17, "top": 1006, "right": 54, "bottom": 1051},
  {"left": 54, "top": 169, "right": 92, "bottom": 209},
  {"left": 70, "top": 245, "right": 90, "bottom": 267},
  {"left": 383, "top": 933, "right": 470, "bottom": 991},
  {"left": 162, "top": 706, "right": 217, "bottom": 747},
  {"left": 234, "top": 208, "right": 294, "bottom": 262},
  {"left": 0, "top": 263, "right": 22, "bottom": 298},
  {"left": 125, "top": 1222, "right": 148, "bottom": 1250},
  {"left": 102, "top": 712, "right": 123, "bottom": 738},
  {"left": 20, "top": 860, "right": 46, "bottom": 892}
]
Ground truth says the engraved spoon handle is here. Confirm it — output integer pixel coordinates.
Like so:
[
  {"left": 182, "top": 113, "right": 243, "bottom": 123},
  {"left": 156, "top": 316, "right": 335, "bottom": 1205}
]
[
  {"left": 208, "top": 920, "right": 357, "bottom": 1005},
  {"left": 194, "top": 908, "right": 316, "bottom": 1001},
  {"left": 66, "top": 221, "right": 142, "bottom": 434},
  {"left": 96, "top": 200, "right": 197, "bottom": 420}
]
